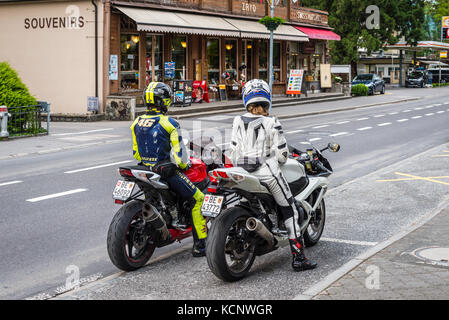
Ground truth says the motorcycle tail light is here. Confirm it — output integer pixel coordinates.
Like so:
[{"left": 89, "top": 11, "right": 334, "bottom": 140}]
[
  {"left": 209, "top": 173, "right": 218, "bottom": 184},
  {"left": 115, "top": 199, "right": 124, "bottom": 205},
  {"left": 208, "top": 186, "right": 218, "bottom": 193},
  {"left": 119, "top": 168, "right": 134, "bottom": 178},
  {"left": 216, "top": 171, "right": 230, "bottom": 179}
]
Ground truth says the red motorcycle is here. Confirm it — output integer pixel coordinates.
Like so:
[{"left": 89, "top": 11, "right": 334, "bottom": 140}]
[{"left": 107, "top": 137, "right": 228, "bottom": 271}]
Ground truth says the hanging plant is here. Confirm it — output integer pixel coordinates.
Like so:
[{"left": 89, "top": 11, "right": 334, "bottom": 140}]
[{"left": 258, "top": 16, "right": 286, "bottom": 32}]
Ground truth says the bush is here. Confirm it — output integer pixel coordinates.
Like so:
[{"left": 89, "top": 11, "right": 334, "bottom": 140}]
[
  {"left": 351, "top": 84, "right": 369, "bottom": 96},
  {"left": 0, "top": 62, "right": 37, "bottom": 108},
  {"left": 432, "top": 82, "right": 449, "bottom": 87},
  {"left": 0, "top": 62, "right": 43, "bottom": 137}
]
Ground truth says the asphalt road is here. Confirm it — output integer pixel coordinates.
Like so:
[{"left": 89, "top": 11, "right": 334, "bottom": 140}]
[{"left": 0, "top": 88, "right": 448, "bottom": 299}]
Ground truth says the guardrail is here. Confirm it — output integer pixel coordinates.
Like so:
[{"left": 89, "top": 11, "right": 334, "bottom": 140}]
[{"left": 2, "top": 102, "right": 50, "bottom": 138}]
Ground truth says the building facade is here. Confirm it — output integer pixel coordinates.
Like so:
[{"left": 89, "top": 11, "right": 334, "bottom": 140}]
[{"left": 0, "top": 0, "right": 340, "bottom": 115}]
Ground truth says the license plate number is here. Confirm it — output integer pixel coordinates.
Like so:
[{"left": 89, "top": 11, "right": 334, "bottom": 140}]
[
  {"left": 112, "top": 180, "right": 135, "bottom": 200},
  {"left": 201, "top": 195, "right": 224, "bottom": 217}
]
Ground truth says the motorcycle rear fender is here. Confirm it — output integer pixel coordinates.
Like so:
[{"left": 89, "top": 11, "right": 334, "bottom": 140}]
[{"left": 216, "top": 167, "right": 271, "bottom": 195}]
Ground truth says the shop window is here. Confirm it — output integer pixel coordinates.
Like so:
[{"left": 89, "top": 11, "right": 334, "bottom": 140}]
[
  {"left": 145, "top": 35, "right": 163, "bottom": 84},
  {"left": 120, "top": 34, "right": 140, "bottom": 91},
  {"left": 171, "top": 36, "right": 187, "bottom": 80},
  {"left": 288, "top": 42, "right": 300, "bottom": 71},
  {"left": 225, "top": 39, "right": 237, "bottom": 81},
  {"left": 273, "top": 42, "right": 281, "bottom": 82},
  {"left": 207, "top": 39, "right": 219, "bottom": 85},
  {"left": 259, "top": 40, "right": 268, "bottom": 81}
]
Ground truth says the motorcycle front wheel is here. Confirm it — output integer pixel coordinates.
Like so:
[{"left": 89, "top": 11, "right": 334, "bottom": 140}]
[
  {"left": 206, "top": 207, "right": 256, "bottom": 282},
  {"left": 107, "top": 201, "right": 156, "bottom": 271},
  {"left": 303, "top": 199, "right": 326, "bottom": 247}
]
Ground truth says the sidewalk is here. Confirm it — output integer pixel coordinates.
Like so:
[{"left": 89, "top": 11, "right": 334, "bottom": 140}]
[{"left": 312, "top": 206, "right": 449, "bottom": 300}]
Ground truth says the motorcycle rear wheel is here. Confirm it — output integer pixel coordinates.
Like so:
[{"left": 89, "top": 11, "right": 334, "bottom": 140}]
[
  {"left": 107, "top": 201, "right": 156, "bottom": 271},
  {"left": 206, "top": 207, "right": 256, "bottom": 282}
]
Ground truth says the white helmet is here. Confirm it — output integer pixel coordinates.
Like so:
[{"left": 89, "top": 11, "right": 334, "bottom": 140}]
[{"left": 242, "top": 79, "right": 271, "bottom": 111}]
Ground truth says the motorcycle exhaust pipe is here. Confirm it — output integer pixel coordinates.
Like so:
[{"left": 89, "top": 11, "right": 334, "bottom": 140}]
[
  {"left": 142, "top": 203, "right": 170, "bottom": 241},
  {"left": 246, "top": 217, "right": 275, "bottom": 248}
]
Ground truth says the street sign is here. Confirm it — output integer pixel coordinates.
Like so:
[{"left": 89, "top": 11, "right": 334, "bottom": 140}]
[
  {"left": 441, "top": 51, "right": 448, "bottom": 59},
  {"left": 286, "top": 69, "right": 304, "bottom": 95}
]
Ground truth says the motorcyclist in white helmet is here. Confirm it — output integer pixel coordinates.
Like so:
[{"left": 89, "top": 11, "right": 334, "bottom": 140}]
[{"left": 229, "top": 79, "right": 317, "bottom": 272}]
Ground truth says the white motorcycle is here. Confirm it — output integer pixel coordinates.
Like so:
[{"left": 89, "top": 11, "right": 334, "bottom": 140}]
[{"left": 202, "top": 143, "right": 340, "bottom": 282}]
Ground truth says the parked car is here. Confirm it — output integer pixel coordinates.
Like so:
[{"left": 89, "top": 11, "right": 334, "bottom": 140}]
[
  {"left": 405, "top": 71, "right": 427, "bottom": 88},
  {"left": 352, "top": 74, "right": 385, "bottom": 95}
]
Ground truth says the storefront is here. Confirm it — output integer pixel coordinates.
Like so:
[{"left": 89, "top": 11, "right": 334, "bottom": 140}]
[{"left": 0, "top": 0, "right": 340, "bottom": 115}]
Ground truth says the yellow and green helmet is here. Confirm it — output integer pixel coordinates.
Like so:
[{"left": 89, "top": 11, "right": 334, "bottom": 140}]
[{"left": 144, "top": 82, "right": 172, "bottom": 113}]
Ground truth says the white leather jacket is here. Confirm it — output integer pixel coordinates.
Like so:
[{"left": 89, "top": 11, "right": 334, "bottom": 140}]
[{"left": 229, "top": 113, "right": 289, "bottom": 166}]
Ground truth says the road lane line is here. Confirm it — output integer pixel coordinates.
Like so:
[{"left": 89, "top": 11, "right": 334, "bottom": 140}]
[
  {"left": 309, "top": 138, "right": 322, "bottom": 142},
  {"left": 412, "top": 116, "right": 422, "bottom": 119},
  {"left": 373, "top": 114, "right": 385, "bottom": 118},
  {"left": 436, "top": 111, "right": 445, "bottom": 114},
  {"left": 26, "top": 189, "right": 88, "bottom": 203},
  {"left": 320, "top": 238, "right": 378, "bottom": 246},
  {"left": 0, "top": 180, "right": 23, "bottom": 187},
  {"left": 402, "top": 110, "right": 412, "bottom": 113},
  {"left": 336, "top": 121, "right": 350, "bottom": 125},
  {"left": 388, "top": 112, "right": 398, "bottom": 115},
  {"left": 397, "top": 119, "right": 409, "bottom": 122},
  {"left": 425, "top": 113, "right": 434, "bottom": 116},
  {"left": 329, "top": 132, "right": 349, "bottom": 137},
  {"left": 313, "top": 125, "right": 329, "bottom": 129},
  {"left": 357, "top": 117, "right": 369, "bottom": 121},
  {"left": 434, "top": 104, "right": 442, "bottom": 106},
  {"left": 285, "top": 129, "right": 304, "bottom": 134},
  {"left": 425, "top": 105, "right": 434, "bottom": 109},
  {"left": 357, "top": 127, "right": 372, "bottom": 131},
  {"left": 300, "top": 142, "right": 312, "bottom": 145},
  {"left": 64, "top": 161, "right": 134, "bottom": 174},
  {"left": 52, "top": 128, "right": 114, "bottom": 137},
  {"left": 377, "top": 122, "right": 392, "bottom": 127},
  {"left": 414, "top": 107, "right": 423, "bottom": 110}
]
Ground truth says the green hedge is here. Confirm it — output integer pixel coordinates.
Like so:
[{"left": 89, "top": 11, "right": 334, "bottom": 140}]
[
  {"left": 351, "top": 84, "right": 369, "bottom": 96},
  {"left": 0, "top": 62, "right": 44, "bottom": 137},
  {"left": 432, "top": 82, "right": 449, "bottom": 88}
]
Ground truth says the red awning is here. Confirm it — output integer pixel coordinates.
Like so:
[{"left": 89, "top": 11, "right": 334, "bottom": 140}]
[{"left": 295, "top": 26, "right": 341, "bottom": 41}]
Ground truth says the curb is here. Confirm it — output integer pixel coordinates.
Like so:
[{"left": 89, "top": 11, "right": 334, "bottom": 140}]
[{"left": 293, "top": 143, "right": 449, "bottom": 300}]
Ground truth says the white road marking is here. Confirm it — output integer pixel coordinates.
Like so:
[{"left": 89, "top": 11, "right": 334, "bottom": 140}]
[
  {"left": 320, "top": 237, "right": 378, "bottom": 247},
  {"left": 300, "top": 142, "right": 312, "bottom": 145},
  {"left": 412, "top": 116, "right": 422, "bottom": 119},
  {"left": 357, "top": 117, "right": 369, "bottom": 121},
  {"left": 329, "top": 132, "right": 349, "bottom": 137},
  {"left": 377, "top": 122, "right": 392, "bottom": 127},
  {"left": 414, "top": 107, "right": 423, "bottom": 110},
  {"left": 64, "top": 161, "right": 133, "bottom": 174},
  {"left": 309, "top": 138, "right": 322, "bottom": 142},
  {"left": 434, "top": 104, "right": 442, "bottom": 106},
  {"left": 285, "top": 129, "right": 304, "bottom": 134},
  {"left": 425, "top": 113, "right": 434, "bottom": 116},
  {"left": 313, "top": 125, "right": 329, "bottom": 129},
  {"left": 0, "top": 180, "right": 23, "bottom": 187},
  {"left": 373, "top": 114, "right": 385, "bottom": 118},
  {"left": 357, "top": 127, "right": 372, "bottom": 131},
  {"left": 397, "top": 119, "right": 409, "bottom": 122},
  {"left": 26, "top": 189, "right": 88, "bottom": 203},
  {"left": 436, "top": 111, "right": 445, "bottom": 114},
  {"left": 402, "top": 110, "right": 412, "bottom": 113},
  {"left": 388, "top": 112, "right": 399, "bottom": 115},
  {"left": 52, "top": 128, "right": 114, "bottom": 137},
  {"left": 425, "top": 105, "right": 434, "bottom": 109},
  {"left": 336, "top": 121, "right": 350, "bottom": 125}
]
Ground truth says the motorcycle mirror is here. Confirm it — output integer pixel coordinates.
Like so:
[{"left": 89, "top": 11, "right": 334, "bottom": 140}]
[{"left": 328, "top": 143, "right": 340, "bottom": 152}]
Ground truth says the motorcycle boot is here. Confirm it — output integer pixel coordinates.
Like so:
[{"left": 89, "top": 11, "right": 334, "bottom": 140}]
[
  {"left": 192, "top": 238, "right": 206, "bottom": 257},
  {"left": 289, "top": 237, "right": 317, "bottom": 272}
]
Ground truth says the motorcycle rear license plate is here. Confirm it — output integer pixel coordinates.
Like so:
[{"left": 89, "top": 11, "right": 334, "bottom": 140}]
[
  {"left": 201, "top": 195, "right": 224, "bottom": 217},
  {"left": 112, "top": 180, "right": 135, "bottom": 200}
]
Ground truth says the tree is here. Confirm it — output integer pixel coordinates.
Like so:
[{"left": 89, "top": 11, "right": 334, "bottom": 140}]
[
  {"left": 301, "top": 0, "right": 426, "bottom": 70},
  {"left": 0, "top": 62, "right": 36, "bottom": 108}
]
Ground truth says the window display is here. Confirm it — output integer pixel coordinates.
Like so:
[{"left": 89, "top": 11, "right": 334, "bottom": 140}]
[{"left": 120, "top": 34, "right": 140, "bottom": 91}]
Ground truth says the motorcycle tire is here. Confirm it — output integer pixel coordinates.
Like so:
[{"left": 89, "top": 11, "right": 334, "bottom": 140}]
[
  {"left": 206, "top": 207, "right": 256, "bottom": 282},
  {"left": 107, "top": 201, "right": 156, "bottom": 271},
  {"left": 303, "top": 199, "right": 326, "bottom": 247}
]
